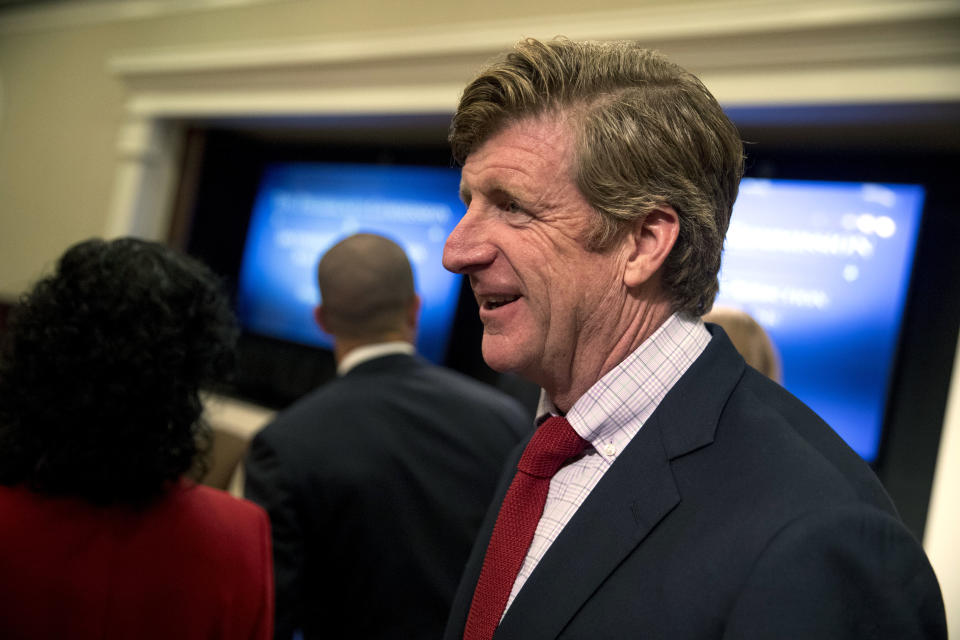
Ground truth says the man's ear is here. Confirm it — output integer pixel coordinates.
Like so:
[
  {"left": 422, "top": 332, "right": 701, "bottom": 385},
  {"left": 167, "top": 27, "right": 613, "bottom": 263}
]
[
  {"left": 623, "top": 205, "right": 679, "bottom": 288},
  {"left": 314, "top": 304, "right": 328, "bottom": 332},
  {"left": 407, "top": 294, "right": 421, "bottom": 327}
]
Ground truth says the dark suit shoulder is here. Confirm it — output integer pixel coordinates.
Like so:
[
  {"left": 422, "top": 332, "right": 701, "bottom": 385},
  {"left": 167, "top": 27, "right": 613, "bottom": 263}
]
[
  {"left": 721, "top": 367, "right": 896, "bottom": 513},
  {"left": 343, "top": 356, "right": 529, "bottom": 432},
  {"left": 724, "top": 503, "right": 946, "bottom": 639},
  {"left": 250, "top": 355, "right": 529, "bottom": 468},
  {"left": 415, "top": 364, "right": 530, "bottom": 424},
  {"left": 660, "top": 329, "right": 895, "bottom": 521}
]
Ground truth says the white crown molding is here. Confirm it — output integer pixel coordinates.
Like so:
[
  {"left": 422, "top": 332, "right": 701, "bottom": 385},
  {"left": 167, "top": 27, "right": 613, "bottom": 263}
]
[
  {"left": 109, "top": 0, "right": 960, "bottom": 75},
  {"left": 105, "top": 0, "right": 960, "bottom": 117},
  {"left": 123, "top": 85, "right": 466, "bottom": 118},
  {"left": 702, "top": 63, "right": 960, "bottom": 106},
  {"left": 0, "top": 0, "right": 294, "bottom": 35}
]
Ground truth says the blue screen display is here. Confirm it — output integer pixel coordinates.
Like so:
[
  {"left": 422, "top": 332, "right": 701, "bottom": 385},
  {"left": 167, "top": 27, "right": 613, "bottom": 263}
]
[
  {"left": 238, "top": 165, "right": 924, "bottom": 463},
  {"left": 236, "top": 163, "right": 466, "bottom": 364},
  {"left": 716, "top": 179, "right": 925, "bottom": 461}
]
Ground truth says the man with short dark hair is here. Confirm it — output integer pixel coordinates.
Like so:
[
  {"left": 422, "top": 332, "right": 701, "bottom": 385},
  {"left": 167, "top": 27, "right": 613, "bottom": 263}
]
[
  {"left": 244, "top": 232, "right": 529, "bottom": 640},
  {"left": 442, "top": 37, "right": 945, "bottom": 639}
]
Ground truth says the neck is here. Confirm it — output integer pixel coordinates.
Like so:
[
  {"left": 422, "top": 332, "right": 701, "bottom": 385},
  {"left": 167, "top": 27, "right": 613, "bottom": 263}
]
[
  {"left": 334, "top": 332, "right": 411, "bottom": 366},
  {"left": 547, "top": 297, "right": 674, "bottom": 414}
]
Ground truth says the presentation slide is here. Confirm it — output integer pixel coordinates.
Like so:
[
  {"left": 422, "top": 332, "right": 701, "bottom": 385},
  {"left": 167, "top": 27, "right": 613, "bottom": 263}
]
[
  {"left": 236, "top": 163, "right": 466, "bottom": 364},
  {"left": 716, "top": 178, "right": 925, "bottom": 461}
]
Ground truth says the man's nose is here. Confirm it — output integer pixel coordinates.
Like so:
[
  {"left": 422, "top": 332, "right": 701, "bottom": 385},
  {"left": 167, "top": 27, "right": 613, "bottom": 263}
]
[{"left": 442, "top": 207, "right": 496, "bottom": 274}]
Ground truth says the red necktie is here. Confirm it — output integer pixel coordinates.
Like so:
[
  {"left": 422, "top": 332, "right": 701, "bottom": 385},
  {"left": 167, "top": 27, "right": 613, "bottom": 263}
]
[{"left": 463, "top": 416, "right": 588, "bottom": 640}]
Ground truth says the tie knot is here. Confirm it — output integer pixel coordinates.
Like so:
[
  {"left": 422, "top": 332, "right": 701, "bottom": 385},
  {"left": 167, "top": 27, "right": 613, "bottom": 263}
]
[{"left": 517, "top": 416, "right": 588, "bottom": 479}]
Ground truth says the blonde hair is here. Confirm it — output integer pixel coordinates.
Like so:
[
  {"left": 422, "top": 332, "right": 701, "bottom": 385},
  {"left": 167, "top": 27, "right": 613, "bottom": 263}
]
[
  {"left": 703, "top": 307, "right": 782, "bottom": 383},
  {"left": 450, "top": 37, "right": 744, "bottom": 315}
]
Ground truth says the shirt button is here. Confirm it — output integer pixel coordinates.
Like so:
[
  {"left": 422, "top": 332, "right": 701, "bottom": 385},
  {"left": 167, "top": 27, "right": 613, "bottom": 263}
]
[{"left": 604, "top": 443, "right": 617, "bottom": 456}]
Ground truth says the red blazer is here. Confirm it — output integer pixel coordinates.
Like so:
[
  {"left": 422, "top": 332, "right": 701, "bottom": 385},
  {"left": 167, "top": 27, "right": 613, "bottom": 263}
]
[{"left": 0, "top": 480, "right": 273, "bottom": 640}]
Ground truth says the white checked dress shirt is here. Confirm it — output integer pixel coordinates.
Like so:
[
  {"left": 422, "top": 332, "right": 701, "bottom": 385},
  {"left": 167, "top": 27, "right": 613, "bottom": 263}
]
[{"left": 502, "top": 312, "right": 711, "bottom": 614}]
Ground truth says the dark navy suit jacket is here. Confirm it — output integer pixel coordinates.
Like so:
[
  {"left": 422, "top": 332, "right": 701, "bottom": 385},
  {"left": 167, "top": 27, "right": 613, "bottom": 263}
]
[
  {"left": 244, "top": 353, "right": 530, "bottom": 640},
  {"left": 444, "top": 326, "right": 946, "bottom": 639}
]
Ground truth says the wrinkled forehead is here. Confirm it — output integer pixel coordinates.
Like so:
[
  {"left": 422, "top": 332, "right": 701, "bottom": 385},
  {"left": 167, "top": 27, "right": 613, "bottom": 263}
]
[
  {"left": 461, "top": 101, "right": 576, "bottom": 151},
  {"left": 463, "top": 115, "right": 577, "bottom": 167},
  {"left": 459, "top": 114, "right": 578, "bottom": 187}
]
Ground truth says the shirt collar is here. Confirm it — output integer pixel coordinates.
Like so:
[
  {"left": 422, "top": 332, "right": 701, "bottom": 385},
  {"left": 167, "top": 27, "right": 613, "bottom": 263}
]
[
  {"left": 337, "top": 341, "right": 415, "bottom": 376},
  {"left": 537, "top": 312, "right": 711, "bottom": 464}
]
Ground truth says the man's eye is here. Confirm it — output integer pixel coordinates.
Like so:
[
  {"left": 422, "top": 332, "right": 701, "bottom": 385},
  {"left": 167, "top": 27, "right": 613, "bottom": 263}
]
[{"left": 502, "top": 201, "right": 523, "bottom": 214}]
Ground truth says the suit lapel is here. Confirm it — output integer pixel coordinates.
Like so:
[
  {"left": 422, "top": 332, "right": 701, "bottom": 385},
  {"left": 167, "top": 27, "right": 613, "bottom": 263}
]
[
  {"left": 494, "top": 413, "right": 678, "bottom": 640},
  {"left": 493, "top": 326, "right": 745, "bottom": 640}
]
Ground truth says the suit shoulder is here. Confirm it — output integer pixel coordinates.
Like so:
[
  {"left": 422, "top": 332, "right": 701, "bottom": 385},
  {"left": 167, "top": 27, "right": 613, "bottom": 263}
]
[
  {"left": 721, "top": 368, "right": 895, "bottom": 511},
  {"left": 418, "top": 363, "right": 514, "bottom": 402},
  {"left": 419, "top": 365, "right": 529, "bottom": 419},
  {"left": 726, "top": 503, "right": 946, "bottom": 638},
  {"left": 250, "top": 382, "right": 350, "bottom": 441}
]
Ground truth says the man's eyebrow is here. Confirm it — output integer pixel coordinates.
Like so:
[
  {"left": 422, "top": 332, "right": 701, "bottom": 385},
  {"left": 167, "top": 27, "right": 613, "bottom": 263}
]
[
  {"left": 460, "top": 178, "right": 527, "bottom": 207},
  {"left": 477, "top": 179, "right": 520, "bottom": 197}
]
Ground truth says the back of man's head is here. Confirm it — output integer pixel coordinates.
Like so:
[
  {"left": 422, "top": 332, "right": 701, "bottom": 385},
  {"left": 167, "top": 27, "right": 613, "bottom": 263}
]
[{"left": 316, "top": 233, "right": 416, "bottom": 342}]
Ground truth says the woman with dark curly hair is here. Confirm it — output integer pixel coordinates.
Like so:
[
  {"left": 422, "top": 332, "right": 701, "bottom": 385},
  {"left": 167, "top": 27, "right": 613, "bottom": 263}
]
[{"left": 0, "top": 237, "right": 273, "bottom": 639}]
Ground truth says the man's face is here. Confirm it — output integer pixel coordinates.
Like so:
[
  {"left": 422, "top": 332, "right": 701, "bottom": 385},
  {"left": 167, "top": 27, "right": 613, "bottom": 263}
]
[{"left": 442, "top": 115, "right": 632, "bottom": 393}]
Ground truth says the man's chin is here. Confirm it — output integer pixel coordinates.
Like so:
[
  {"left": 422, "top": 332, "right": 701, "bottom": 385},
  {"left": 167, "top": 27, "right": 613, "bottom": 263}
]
[{"left": 480, "top": 336, "right": 529, "bottom": 375}]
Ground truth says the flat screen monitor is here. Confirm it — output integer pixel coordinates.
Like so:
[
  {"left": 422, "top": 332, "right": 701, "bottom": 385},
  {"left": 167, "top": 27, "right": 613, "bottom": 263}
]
[
  {"left": 235, "top": 162, "right": 925, "bottom": 464},
  {"left": 236, "top": 162, "right": 465, "bottom": 364},
  {"left": 716, "top": 178, "right": 925, "bottom": 462}
]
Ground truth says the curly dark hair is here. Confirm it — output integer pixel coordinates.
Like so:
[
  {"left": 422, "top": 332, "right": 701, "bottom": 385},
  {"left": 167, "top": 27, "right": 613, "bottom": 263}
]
[{"left": 0, "top": 237, "right": 239, "bottom": 506}]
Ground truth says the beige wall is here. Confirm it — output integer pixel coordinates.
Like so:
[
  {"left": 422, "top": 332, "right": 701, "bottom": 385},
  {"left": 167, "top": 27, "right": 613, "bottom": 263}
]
[
  {"left": 0, "top": 0, "right": 677, "bottom": 296},
  {"left": 926, "top": 333, "right": 960, "bottom": 635},
  {"left": 2, "top": 0, "right": 959, "bottom": 294}
]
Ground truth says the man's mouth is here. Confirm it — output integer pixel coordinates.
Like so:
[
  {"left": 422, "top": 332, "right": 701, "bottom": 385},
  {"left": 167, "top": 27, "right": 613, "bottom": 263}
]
[{"left": 481, "top": 295, "right": 521, "bottom": 310}]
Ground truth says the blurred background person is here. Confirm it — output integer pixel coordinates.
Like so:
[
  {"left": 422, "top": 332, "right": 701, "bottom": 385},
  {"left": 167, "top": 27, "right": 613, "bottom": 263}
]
[
  {"left": 703, "top": 305, "right": 782, "bottom": 383},
  {"left": 0, "top": 237, "right": 274, "bottom": 640},
  {"left": 244, "top": 232, "right": 530, "bottom": 640}
]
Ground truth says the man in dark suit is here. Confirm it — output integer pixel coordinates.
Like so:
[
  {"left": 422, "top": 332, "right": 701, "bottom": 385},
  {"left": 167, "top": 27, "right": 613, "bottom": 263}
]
[
  {"left": 244, "top": 233, "right": 530, "bottom": 640},
  {"left": 440, "top": 37, "right": 946, "bottom": 639}
]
